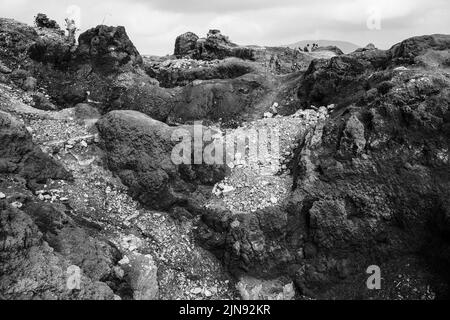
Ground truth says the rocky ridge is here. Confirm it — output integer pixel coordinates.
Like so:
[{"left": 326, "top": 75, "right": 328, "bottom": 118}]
[{"left": 1, "top": 15, "right": 449, "bottom": 300}]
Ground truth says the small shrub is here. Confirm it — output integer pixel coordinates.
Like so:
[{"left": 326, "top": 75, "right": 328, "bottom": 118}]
[{"left": 34, "top": 13, "right": 60, "bottom": 29}]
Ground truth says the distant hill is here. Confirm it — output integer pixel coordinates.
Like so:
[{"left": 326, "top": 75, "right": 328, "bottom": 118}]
[{"left": 286, "top": 40, "right": 361, "bottom": 54}]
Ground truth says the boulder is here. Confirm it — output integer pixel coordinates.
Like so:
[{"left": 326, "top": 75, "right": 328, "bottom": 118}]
[
  {"left": 389, "top": 34, "right": 450, "bottom": 65},
  {"left": 96, "top": 110, "right": 226, "bottom": 210},
  {"left": 75, "top": 25, "right": 143, "bottom": 74},
  {"left": 119, "top": 253, "right": 159, "bottom": 300},
  {"left": 297, "top": 55, "right": 373, "bottom": 108},
  {"left": 170, "top": 73, "right": 265, "bottom": 123},
  {"left": 28, "top": 29, "right": 73, "bottom": 67},
  {"left": 74, "top": 103, "right": 101, "bottom": 120},
  {"left": 174, "top": 32, "right": 199, "bottom": 58},
  {"left": 354, "top": 43, "right": 377, "bottom": 52},
  {"left": 32, "top": 92, "right": 57, "bottom": 111},
  {"left": 96, "top": 110, "right": 183, "bottom": 210},
  {"left": 23, "top": 202, "right": 122, "bottom": 282},
  {"left": 0, "top": 111, "right": 72, "bottom": 184},
  {"left": 173, "top": 29, "right": 255, "bottom": 61},
  {"left": 195, "top": 30, "right": 255, "bottom": 61},
  {"left": 0, "top": 203, "right": 116, "bottom": 300}
]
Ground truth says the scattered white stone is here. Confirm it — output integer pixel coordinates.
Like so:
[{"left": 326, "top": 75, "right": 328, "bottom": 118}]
[
  {"left": 204, "top": 289, "right": 212, "bottom": 297},
  {"left": 120, "top": 234, "right": 142, "bottom": 252},
  {"left": 210, "top": 286, "right": 218, "bottom": 294},
  {"left": 191, "top": 287, "right": 202, "bottom": 295},
  {"left": 319, "top": 106, "right": 328, "bottom": 114},
  {"left": 119, "top": 255, "right": 130, "bottom": 265},
  {"left": 270, "top": 196, "right": 278, "bottom": 204},
  {"left": 11, "top": 202, "right": 23, "bottom": 209},
  {"left": 221, "top": 184, "right": 235, "bottom": 194},
  {"left": 230, "top": 220, "right": 240, "bottom": 229},
  {"left": 264, "top": 112, "right": 273, "bottom": 119},
  {"left": 0, "top": 192, "right": 5, "bottom": 199},
  {"left": 80, "top": 140, "right": 88, "bottom": 148}
]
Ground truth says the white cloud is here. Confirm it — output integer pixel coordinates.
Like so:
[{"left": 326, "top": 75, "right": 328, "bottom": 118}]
[{"left": 0, "top": 0, "right": 449, "bottom": 54}]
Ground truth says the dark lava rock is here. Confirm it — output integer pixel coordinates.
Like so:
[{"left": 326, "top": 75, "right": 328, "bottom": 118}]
[
  {"left": 34, "top": 13, "right": 61, "bottom": 30},
  {"left": 75, "top": 25, "right": 143, "bottom": 74},
  {"left": 174, "top": 29, "right": 255, "bottom": 61},
  {"left": 297, "top": 55, "right": 374, "bottom": 108},
  {"left": 105, "top": 71, "right": 177, "bottom": 122},
  {"left": 144, "top": 58, "right": 255, "bottom": 88},
  {"left": 32, "top": 92, "right": 57, "bottom": 111},
  {"left": 197, "top": 205, "right": 294, "bottom": 278},
  {"left": 389, "top": 34, "right": 450, "bottom": 66},
  {"left": 354, "top": 43, "right": 377, "bottom": 53},
  {"left": 174, "top": 32, "right": 199, "bottom": 58},
  {"left": 23, "top": 202, "right": 122, "bottom": 282},
  {"left": 0, "top": 111, "right": 72, "bottom": 184},
  {"left": 74, "top": 103, "right": 101, "bottom": 119},
  {"left": 28, "top": 29, "right": 73, "bottom": 67},
  {"left": 287, "top": 67, "right": 450, "bottom": 296},
  {"left": 97, "top": 110, "right": 178, "bottom": 210},
  {"left": 195, "top": 30, "right": 255, "bottom": 61},
  {"left": 0, "top": 203, "right": 116, "bottom": 300},
  {"left": 199, "top": 35, "right": 450, "bottom": 298},
  {"left": 97, "top": 110, "right": 225, "bottom": 211},
  {"left": 0, "top": 18, "right": 38, "bottom": 69},
  {"left": 0, "top": 60, "right": 12, "bottom": 74},
  {"left": 312, "top": 46, "right": 344, "bottom": 55},
  {"left": 170, "top": 73, "right": 266, "bottom": 123}
]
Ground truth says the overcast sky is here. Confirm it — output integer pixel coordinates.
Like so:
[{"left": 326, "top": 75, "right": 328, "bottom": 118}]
[{"left": 1, "top": 0, "right": 449, "bottom": 55}]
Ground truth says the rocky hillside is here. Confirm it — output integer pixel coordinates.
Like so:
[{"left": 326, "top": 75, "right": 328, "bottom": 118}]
[
  {"left": 0, "top": 15, "right": 449, "bottom": 300},
  {"left": 287, "top": 40, "right": 360, "bottom": 54}
]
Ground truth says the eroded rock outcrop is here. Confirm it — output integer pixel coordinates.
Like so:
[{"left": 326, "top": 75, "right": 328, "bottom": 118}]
[
  {"left": 75, "top": 25, "right": 143, "bottom": 74},
  {"left": 96, "top": 110, "right": 226, "bottom": 211},
  {"left": 0, "top": 203, "right": 117, "bottom": 300},
  {"left": 174, "top": 29, "right": 255, "bottom": 61},
  {"left": 144, "top": 57, "right": 255, "bottom": 88},
  {"left": 0, "top": 110, "right": 71, "bottom": 184},
  {"left": 198, "top": 35, "right": 450, "bottom": 299},
  {"left": 174, "top": 32, "right": 199, "bottom": 58}
]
